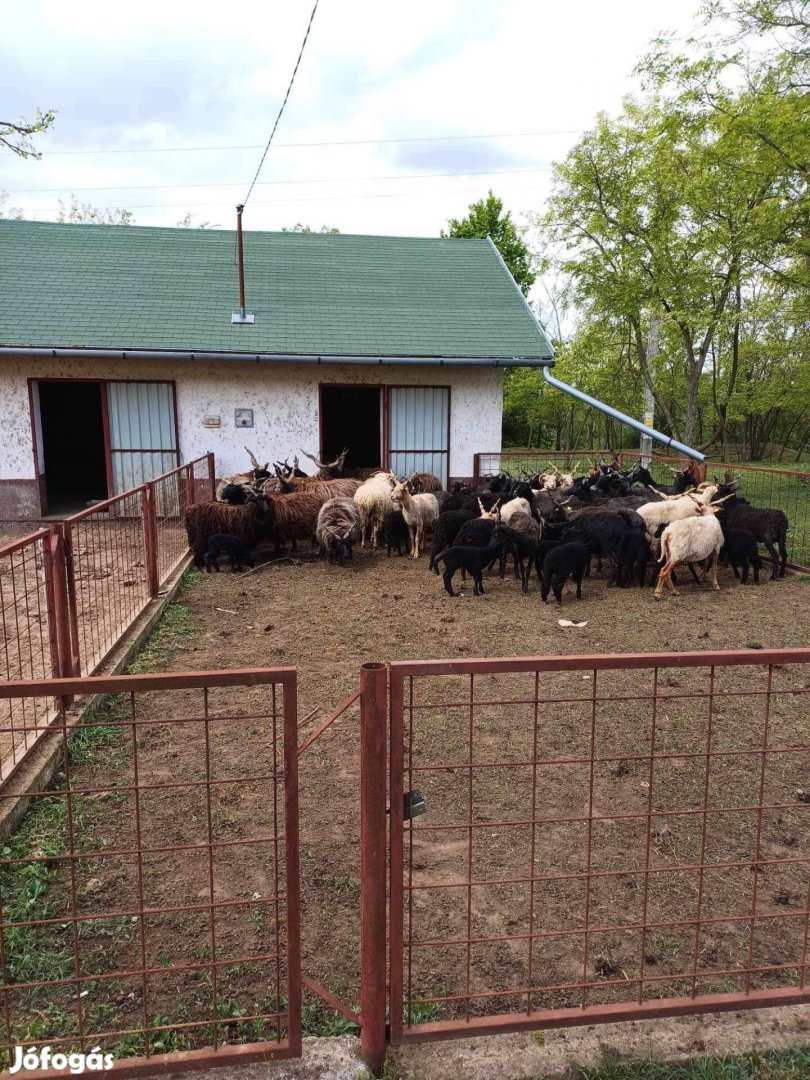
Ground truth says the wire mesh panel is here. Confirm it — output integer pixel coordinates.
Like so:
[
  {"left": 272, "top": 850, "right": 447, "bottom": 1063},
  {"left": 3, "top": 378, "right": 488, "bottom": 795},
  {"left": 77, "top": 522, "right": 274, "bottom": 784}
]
[
  {"left": 0, "top": 532, "right": 58, "bottom": 782},
  {"left": 0, "top": 668, "right": 300, "bottom": 1074},
  {"left": 64, "top": 490, "right": 151, "bottom": 676},
  {"left": 389, "top": 649, "right": 810, "bottom": 1043},
  {"left": 151, "top": 457, "right": 212, "bottom": 586}
]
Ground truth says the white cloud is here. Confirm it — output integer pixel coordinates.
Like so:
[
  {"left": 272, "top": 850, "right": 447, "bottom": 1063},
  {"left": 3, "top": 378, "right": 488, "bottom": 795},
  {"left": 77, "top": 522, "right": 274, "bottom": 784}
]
[{"left": 1, "top": 0, "right": 703, "bottom": 256}]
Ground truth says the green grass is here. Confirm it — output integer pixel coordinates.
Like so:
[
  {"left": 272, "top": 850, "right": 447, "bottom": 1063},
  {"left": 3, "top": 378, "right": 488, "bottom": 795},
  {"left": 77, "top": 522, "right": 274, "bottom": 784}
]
[{"left": 563, "top": 1046, "right": 810, "bottom": 1079}]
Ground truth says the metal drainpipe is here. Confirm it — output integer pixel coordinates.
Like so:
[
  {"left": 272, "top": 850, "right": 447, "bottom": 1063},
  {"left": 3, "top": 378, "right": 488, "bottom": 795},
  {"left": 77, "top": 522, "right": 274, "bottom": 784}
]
[{"left": 541, "top": 365, "right": 705, "bottom": 462}]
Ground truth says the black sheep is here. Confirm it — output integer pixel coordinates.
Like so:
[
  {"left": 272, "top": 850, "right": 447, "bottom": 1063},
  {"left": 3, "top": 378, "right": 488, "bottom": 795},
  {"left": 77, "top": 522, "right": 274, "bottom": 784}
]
[
  {"left": 720, "top": 525, "right": 763, "bottom": 584},
  {"left": 429, "top": 508, "right": 476, "bottom": 572},
  {"left": 712, "top": 485, "right": 788, "bottom": 579},
  {"left": 383, "top": 510, "right": 410, "bottom": 557},
  {"left": 540, "top": 542, "right": 593, "bottom": 604},
  {"left": 613, "top": 530, "right": 651, "bottom": 587},
  {"left": 492, "top": 517, "right": 541, "bottom": 594},
  {"left": 433, "top": 538, "right": 502, "bottom": 597},
  {"left": 205, "top": 533, "right": 255, "bottom": 573}
]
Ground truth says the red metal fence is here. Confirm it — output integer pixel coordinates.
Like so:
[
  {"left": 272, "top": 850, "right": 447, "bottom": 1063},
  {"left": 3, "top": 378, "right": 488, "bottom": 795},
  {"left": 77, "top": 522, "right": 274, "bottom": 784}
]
[
  {"left": 0, "top": 455, "right": 214, "bottom": 783},
  {"left": 473, "top": 451, "right": 810, "bottom": 572},
  {"left": 389, "top": 649, "right": 810, "bottom": 1044},
  {"left": 0, "top": 668, "right": 300, "bottom": 1075}
]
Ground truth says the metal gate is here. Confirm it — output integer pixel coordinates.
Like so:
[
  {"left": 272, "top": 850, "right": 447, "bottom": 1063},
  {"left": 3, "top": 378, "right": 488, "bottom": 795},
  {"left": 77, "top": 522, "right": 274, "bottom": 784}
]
[
  {"left": 388, "top": 650, "right": 810, "bottom": 1044},
  {"left": 0, "top": 668, "right": 301, "bottom": 1074}
]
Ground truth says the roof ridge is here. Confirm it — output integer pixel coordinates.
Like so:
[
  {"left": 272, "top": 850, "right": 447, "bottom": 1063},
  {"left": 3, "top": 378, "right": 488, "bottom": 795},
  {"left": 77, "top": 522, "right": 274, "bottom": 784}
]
[{"left": 0, "top": 219, "right": 492, "bottom": 244}]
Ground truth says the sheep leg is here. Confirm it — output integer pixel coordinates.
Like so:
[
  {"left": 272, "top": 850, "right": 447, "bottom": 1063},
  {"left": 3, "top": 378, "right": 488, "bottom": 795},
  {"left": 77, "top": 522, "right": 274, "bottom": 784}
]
[
  {"left": 763, "top": 537, "right": 779, "bottom": 580},
  {"left": 778, "top": 531, "right": 788, "bottom": 577},
  {"left": 574, "top": 567, "right": 584, "bottom": 598},
  {"left": 690, "top": 562, "right": 703, "bottom": 585},
  {"left": 519, "top": 558, "right": 529, "bottom": 595},
  {"left": 443, "top": 568, "right": 457, "bottom": 597},
  {"left": 553, "top": 575, "right": 564, "bottom": 605},
  {"left": 729, "top": 559, "right": 740, "bottom": 580},
  {"left": 473, "top": 571, "right": 484, "bottom": 596},
  {"left": 709, "top": 550, "right": 720, "bottom": 590},
  {"left": 752, "top": 553, "right": 762, "bottom": 584},
  {"left": 739, "top": 556, "right": 749, "bottom": 584}
]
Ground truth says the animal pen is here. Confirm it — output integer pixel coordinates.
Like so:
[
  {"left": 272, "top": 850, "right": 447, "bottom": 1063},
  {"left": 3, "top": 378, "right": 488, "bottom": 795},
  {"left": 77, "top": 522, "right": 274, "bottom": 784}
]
[{"left": 0, "top": 451, "right": 808, "bottom": 1078}]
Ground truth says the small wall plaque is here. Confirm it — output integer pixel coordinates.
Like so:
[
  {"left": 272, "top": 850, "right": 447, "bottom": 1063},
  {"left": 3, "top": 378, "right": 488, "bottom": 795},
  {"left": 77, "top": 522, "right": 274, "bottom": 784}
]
[
  {"left": 235, "top": 409, "right": 254, "bottom": 428},
  {"left": 202, "top": 415, "right": 221, "bottom": 429}
]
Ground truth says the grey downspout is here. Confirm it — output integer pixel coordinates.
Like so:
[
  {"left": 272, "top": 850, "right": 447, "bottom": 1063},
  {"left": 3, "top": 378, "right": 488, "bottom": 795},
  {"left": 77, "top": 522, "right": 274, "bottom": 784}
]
[{"left": 542, "top": 365, "right": 705, "bottom": 462}]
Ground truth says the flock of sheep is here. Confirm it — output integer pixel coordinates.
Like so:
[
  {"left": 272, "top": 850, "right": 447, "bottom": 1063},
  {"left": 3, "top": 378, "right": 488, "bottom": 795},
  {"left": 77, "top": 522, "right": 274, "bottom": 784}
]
[{"left": 183, "top": 448, "right": 790, "bottom": 603}]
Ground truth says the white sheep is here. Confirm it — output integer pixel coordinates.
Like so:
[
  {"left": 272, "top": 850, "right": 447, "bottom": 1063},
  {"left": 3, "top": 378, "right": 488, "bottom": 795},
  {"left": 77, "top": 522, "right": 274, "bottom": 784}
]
[
  {"left": 637, "top": 484, "right": 719, "bottom": 532},
  {"left": 354, "top": 471, "right": 396, "bottom": 548},
  {"left": 499, "top": 496, "right": 531, "bottom": 524},
  {"left": 391, "top": 474, "right": 439, "bottom": 558},
  {"left": 654, "top": 501, "right": 728, "bottom": 600}
]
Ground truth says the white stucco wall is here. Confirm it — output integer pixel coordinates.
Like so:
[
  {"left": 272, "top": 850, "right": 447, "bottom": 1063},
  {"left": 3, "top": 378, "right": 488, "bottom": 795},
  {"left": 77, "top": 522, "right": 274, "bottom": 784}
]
[{"left": 0, "top": 355, "right": 503, "bottom": 484}]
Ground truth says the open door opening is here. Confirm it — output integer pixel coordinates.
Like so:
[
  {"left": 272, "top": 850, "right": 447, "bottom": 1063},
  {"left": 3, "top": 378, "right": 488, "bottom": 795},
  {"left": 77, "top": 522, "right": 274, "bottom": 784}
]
[
  {"left": 320, "top": 386, "right": 381, "bottom": 470},
  {"left": 38, "top": 381, "right": 108, "bottom": 514}
]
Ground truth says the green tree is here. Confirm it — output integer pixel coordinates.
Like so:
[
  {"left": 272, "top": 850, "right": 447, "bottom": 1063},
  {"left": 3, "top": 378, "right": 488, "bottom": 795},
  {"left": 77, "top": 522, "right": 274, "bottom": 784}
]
[
  {"left": 57, "top": 197, "right": 134, "bottom": 225},
  {"left": 281, "top": 223, "right": 340, "bottom": 233},
  {"left": 1, "top": 108, "right": 56, "bottom": 158},
  {"left": 442, "top": 191, "right": 536, "bottom": 295}
]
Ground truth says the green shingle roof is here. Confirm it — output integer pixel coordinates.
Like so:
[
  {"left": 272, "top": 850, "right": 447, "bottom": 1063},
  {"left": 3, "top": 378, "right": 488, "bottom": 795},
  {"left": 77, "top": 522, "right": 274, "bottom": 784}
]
[{"left": 0, "top": 220, "right": 553, "bottom": 360}]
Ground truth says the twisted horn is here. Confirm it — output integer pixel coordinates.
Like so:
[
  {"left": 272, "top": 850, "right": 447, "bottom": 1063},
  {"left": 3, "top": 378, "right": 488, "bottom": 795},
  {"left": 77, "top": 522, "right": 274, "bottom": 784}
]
[{"left": 245, "top": 446, "right": 260, "bottom": 469}]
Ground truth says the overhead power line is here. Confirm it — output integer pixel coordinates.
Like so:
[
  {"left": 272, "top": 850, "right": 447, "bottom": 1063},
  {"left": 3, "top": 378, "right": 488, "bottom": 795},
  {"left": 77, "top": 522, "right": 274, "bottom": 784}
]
[
  {"left": 6, "top": 165, "right": 553, "bottom": 196},
  {"left": 35, "top": 128, "right": 584, "bottom": 157},
  {"left": 243, "top": 0, "right": 321, "bottom": 208}
]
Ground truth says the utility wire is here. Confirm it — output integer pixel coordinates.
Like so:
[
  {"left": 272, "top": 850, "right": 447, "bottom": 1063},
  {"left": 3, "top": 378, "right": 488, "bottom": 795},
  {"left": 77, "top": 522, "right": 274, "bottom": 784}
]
[
  {"left": 6, "top": 165, "right": 553, "bottom": 196},
  {"left": 242, "top": 0, "right": 321, "bottom": 208},
  {"left": 35, "top": 128, "right": 583, "bottom": 157}
]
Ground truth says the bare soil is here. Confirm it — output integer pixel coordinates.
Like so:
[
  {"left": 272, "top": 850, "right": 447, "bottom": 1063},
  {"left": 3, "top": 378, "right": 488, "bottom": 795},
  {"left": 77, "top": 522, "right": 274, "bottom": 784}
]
[{"left": 5, "top": 547, "right": 809, "bottom": 1053}]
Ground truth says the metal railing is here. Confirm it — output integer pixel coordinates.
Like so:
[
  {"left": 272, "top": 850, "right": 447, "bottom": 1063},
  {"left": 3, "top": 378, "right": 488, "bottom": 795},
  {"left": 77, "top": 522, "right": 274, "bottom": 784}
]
[
  {"left": 0, "top": 455, "right": 214, "bottom": 784},
  {"left": 0, "top": 668, "right": 300, "bottom": 1074},
  {"left": 472, "top": 451, "right": 810, "bottom": 572},
  {"left": 389, "top": 649, "right": 810, "bottom": 1044}
]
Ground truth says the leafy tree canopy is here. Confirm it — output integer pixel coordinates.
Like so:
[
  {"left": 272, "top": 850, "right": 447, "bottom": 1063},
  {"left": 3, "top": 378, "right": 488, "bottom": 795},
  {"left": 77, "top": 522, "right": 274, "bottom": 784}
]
[
  {"left": 442, "top": 190, "right": 536, "bottom": 295},
  {"left": 281, "top": 223, "right": 340, "bottom": 233}
]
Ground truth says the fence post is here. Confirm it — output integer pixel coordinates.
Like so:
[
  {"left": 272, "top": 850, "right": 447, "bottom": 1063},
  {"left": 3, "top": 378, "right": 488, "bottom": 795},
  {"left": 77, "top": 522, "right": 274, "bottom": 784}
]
[
  {"left": 142, "top": 484, "right": 160, "bottom": 598},
  {"left": 47, "top": 526, "right": 75, "bottom": 699},
  {"left": 184, "top": 464, "right": 194, "bottom": 511},
  {"left": 360, "top": 662, "right": 388, "bottom": 1078},
  {"left": 207, "top": 452, "right": 216, "bottom": 500}
]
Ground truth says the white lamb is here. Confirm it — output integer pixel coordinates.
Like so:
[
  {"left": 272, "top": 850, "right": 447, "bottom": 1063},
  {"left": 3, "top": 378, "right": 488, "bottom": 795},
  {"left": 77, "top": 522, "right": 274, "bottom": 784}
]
[
  {"left": 654, "top": 501, "right": 729, "bottom": 600},
  {"left": 391, "top": 474, "right": 439, "bottom": 558},
  {"left": 354, "top": 471, "right": 396, "bottom": 548},
  {"left": 637, "top": 484, "right": 719, "bottom": 532}
]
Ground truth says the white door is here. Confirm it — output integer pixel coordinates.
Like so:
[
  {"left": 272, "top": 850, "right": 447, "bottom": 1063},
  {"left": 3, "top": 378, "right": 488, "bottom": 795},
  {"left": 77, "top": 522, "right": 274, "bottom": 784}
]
[
  {"left": 107, "top": 382, "right": 179, "bottom": 493},
  {"left": 388, "top": 387, "right": 449, "bottom": 486}
]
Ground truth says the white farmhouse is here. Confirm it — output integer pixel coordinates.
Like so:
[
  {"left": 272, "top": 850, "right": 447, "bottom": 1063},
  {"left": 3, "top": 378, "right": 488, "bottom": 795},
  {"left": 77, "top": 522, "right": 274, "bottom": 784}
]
[{"left": 0, "top": 220, "right": 553, "bottom": 518}]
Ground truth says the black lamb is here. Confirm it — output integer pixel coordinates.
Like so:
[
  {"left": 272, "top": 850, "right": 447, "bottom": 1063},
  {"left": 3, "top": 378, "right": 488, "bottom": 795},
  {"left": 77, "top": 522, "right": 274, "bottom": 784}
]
[
  {"left": 492, "top": 516, "right": 541, "bottom": 594},
  {"left": 720, "top": 525, "right": 763, "bottom": 584},
  {"left": 540, "top": 542, "right": 594, "bottom": 604},
  {"left": 429, "top": 509, "right": 476, "bottom": 572},
  {"left": 433, "top": 537, "right": 502, "bottom": 597},
  {"left": 383, "top": 510, "right": 411, "bottom": 557},
  {"left": 205, "top": 533, "right": 255, "bottom": 573},
  {"left": 613, "top": 530, "right": 651, "bottom": 588}
]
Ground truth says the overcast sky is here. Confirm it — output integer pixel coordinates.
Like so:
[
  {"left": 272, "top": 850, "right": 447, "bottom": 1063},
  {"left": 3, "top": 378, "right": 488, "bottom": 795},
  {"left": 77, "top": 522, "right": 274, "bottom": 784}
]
[{"left": 2, "top": 0, "right": 705, "bottom": 242}]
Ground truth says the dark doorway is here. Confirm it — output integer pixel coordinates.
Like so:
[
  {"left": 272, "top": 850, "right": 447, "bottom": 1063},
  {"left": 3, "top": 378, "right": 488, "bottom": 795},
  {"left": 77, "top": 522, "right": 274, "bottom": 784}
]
[
  {"left": 320, "top": 386, "right": 381, "bottom": 469},
  {"left": 38, "top": 381, "right": 108, "bottom": 513}
]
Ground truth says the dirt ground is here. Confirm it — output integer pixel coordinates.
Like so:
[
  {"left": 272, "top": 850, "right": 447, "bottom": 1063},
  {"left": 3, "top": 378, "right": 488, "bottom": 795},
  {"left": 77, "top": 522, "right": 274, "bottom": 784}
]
[{"left": 4, "top": 547, "right": 809, "bottom": 1055}]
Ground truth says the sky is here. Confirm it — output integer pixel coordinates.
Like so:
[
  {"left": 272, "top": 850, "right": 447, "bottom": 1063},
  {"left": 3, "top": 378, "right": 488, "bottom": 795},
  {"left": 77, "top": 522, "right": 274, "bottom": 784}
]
[{"left": 1, "top": 0, "right": 707, "bottom": 244}]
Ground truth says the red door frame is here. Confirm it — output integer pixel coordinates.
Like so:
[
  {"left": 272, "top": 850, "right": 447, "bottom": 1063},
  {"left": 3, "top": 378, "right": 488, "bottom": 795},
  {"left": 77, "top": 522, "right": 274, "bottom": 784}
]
[
  {"left": 28, "top": 377, "right": 180, "bottom": 514},
  {"left": 317, "top": 383, "right": 451, "bottom": 477}
]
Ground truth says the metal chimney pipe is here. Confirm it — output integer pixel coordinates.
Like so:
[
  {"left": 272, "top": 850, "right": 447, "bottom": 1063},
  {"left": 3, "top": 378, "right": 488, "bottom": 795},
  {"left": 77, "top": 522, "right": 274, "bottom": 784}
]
[{"left": 236, "top": 204, "right": 246, "bottom": 318}]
